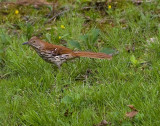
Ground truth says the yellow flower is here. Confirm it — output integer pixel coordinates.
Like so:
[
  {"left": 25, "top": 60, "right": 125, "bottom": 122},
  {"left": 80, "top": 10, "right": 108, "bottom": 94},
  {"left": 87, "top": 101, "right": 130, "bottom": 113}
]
[
  {"left": 59, "top": 36, "right": 61, "bottom": 39},
  {"left": 108, "top": 5, "right": 111, "bottom": 9},
  {"left": 15, "top": 10, "right": 19, "bottom": 15},
  {"left": 60, "top": 25, "right": 65, "bottom": 29}
]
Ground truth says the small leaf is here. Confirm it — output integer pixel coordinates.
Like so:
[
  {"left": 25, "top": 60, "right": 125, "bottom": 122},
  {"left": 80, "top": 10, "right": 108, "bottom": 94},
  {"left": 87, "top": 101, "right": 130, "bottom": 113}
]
[
  {"left": 80, "top": 34, "right": 88, "bottom": 42},
  {"left": 126, "top": 111, "right": 138, "bottom": 118},
  {"left": 68, "top": 40, "right": 81, "bottom": 50},
  {"left": 126, "top": 105, "right": 138, "bottom": 118},
  {"left": 100, "top": 48, "right": 116, "bottom": 54},
  {"left": 90, "top": 28, "right": 100, "bottom": 44},
  {"left": 94, "top": 119, "right": 111, "bottom": 126},
  {"left": 130, "top": 55, "right": 138, "bottom": 65},
  {"left": 127, "top": 105, "right": 137, "bottom": 111},
  {"left": 0, "top": 30, "right": 10, "bottom": 45},
  {"left": 45, "top": 33, "right": 51, "bottom": 42},
  {"left": 61, "top": 96, "right": 73, "bottom": 104}
]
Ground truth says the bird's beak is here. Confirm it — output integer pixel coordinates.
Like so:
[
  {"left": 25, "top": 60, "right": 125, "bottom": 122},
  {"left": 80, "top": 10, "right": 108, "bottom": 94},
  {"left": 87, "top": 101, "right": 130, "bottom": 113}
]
[{"left": 22, "top": 41, "right": 29, "bottom": 45}]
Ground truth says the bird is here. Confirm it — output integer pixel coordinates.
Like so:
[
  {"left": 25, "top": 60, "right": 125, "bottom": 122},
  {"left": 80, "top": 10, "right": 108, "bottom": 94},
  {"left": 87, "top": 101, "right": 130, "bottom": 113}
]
[{"left": 23, "top": 36, "right": 112, "bottom": 68}]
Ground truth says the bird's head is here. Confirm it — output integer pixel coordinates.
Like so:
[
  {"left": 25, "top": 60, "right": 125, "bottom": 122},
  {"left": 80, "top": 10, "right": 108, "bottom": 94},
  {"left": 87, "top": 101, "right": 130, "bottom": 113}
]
[{"left": 23, "top": 36, "right": 44, "bottom": 49}]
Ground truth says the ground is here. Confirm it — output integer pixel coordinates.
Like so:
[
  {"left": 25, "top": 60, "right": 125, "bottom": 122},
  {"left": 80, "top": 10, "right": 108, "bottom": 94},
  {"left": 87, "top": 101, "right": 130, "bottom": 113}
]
[{"left": 0, "top": 0, "right": 160, "bottom": 125}]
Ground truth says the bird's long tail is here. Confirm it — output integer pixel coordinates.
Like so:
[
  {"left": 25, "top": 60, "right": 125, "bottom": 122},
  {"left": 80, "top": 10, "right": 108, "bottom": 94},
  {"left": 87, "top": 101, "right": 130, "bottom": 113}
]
[{"left": 74, "top": 51, "right": 112, "bottom": 60}]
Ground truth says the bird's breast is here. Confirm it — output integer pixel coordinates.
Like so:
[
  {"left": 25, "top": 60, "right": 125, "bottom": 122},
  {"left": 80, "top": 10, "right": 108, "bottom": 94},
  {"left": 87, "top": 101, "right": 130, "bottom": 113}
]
[{"left": 35, "top": 49, "right": 74, "bottom": 64}]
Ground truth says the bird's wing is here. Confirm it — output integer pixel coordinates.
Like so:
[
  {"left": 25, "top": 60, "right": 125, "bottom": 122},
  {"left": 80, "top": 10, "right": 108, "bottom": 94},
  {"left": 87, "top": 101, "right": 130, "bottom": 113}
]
[{"left": 44, "top": 43, "right": 73, "bottom": 55}]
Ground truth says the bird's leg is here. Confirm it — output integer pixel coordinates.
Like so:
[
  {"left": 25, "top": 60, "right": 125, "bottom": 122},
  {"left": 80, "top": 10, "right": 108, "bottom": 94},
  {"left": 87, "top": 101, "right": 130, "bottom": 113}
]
[
  {"left": 57, "top": 65, "right": 61, "bottom": 70},
  {"left": 51, "top": 64, "right": 60, "bottom": 72},
  {"left": 51, "top": 65, "right": 56, "bottom": 74},
  {"left": 56, "top": 62, "right": 62, "bottom": 70}
]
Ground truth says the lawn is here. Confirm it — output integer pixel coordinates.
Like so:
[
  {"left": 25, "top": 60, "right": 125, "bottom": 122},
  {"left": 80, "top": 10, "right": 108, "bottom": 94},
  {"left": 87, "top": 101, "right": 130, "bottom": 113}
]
[{"left": 0, "top": 0, "right": 160, "bottom": 125}]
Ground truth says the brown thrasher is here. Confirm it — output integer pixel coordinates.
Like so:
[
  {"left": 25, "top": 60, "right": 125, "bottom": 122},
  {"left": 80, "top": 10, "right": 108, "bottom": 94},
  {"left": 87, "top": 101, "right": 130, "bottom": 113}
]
[{"left": 23, "top": 36, "right": 112, "bottom": 68}]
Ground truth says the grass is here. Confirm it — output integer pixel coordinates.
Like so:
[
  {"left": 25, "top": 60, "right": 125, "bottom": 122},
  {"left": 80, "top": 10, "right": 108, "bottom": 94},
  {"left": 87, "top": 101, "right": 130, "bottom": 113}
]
[{"left": 0, "top": 0, "right": 160, "bottom": 125}]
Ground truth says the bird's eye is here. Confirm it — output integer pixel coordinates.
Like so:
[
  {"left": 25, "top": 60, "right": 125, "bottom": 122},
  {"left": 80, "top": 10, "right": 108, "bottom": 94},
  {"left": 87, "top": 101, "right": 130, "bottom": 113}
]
[{"left": 32, "top": 40, "right": 36, "bottom": 43}]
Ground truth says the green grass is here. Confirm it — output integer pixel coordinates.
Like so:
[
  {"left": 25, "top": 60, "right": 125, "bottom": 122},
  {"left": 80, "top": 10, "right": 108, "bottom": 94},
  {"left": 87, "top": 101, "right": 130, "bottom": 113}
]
[{"left": 1, "top": 0, "right": 160, "bottom": 125}]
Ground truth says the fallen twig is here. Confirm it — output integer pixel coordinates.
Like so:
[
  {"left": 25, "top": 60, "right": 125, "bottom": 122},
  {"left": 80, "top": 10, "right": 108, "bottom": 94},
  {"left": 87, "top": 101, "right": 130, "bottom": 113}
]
[{"left": 44, "top": 9, "right": 70, "bottom": 24}]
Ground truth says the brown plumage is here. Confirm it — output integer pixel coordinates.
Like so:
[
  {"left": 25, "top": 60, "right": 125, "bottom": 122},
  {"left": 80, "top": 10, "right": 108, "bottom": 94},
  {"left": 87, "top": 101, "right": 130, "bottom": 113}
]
[
  {"left": 74, "top": 51, "right": 111, "bottom": 59},
  {"left": 23, "top": 36, "right": 112, "bottom": 68}
]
